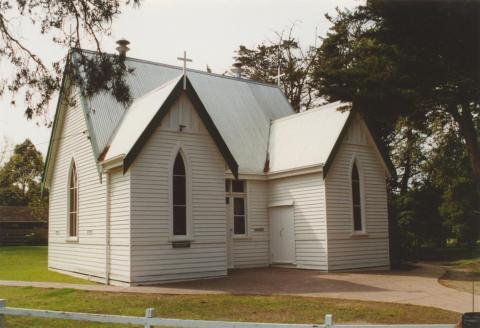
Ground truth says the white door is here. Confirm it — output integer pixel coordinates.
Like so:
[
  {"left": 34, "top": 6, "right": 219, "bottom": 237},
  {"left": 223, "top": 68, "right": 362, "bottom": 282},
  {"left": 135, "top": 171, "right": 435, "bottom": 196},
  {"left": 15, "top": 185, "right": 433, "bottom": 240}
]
[
  {"left": 226, "top": 198, "right": 234, "bottom": 269},
  {"left": 269, "top": 206, "right": 295, "bottom": 264}
]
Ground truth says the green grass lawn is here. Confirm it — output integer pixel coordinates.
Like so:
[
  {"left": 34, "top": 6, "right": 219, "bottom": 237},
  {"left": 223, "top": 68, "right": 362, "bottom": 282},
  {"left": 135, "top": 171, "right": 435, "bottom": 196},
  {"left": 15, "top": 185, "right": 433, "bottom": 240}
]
[
  {"left": 0, "top": 246, "right": 463, "bottom": 327},
  {"left": 0, "top": 286, "right": 460, "bottom": 328},
  {"left": 0, "top": 246, "right": 93, "bottom": 284}
]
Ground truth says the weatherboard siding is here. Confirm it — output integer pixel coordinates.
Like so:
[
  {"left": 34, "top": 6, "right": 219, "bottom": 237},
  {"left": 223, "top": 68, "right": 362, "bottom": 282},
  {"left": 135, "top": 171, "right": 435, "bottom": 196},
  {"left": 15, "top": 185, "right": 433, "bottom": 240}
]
[
  {"left": 232, "top": 180, "right": 270, "bottom": 268},
  {"left": 48, "top": 89, "right": 109, "bottom": 280},
  {"left": 129, "top": 93, "right": 228, "bottom": 283},
  {"left": 268, "top": 173, "right": 328, "bottom": 270},
  {"left": 108, "top": 167, "right": 131, "bottom": 282},
  {"left": 324, "top": 117, "right": 390, "bottom": 270}
]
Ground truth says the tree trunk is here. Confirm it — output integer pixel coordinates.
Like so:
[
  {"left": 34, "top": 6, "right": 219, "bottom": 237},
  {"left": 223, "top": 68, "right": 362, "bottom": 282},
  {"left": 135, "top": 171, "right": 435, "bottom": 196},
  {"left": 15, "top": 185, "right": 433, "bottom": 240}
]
[
  {"left": 447, "top": 104, "right": 480, "bottom": 183},
  {"left": 399, "top": 126, "right": 414, "bottom": 195}
]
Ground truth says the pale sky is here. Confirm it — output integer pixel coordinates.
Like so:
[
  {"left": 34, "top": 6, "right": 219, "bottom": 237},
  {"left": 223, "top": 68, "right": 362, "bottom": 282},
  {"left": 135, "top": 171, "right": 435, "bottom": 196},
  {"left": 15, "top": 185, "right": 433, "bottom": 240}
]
[{"left": 0, "top": 0, "right": 359, "bottom": 160}]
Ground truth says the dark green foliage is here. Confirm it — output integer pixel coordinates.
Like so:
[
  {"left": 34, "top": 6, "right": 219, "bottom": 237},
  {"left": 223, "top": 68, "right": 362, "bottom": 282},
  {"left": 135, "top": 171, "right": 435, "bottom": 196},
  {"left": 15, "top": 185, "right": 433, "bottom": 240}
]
[
  {"left": 70, "top": 49, "right": 135, "bottom": 106},
  {"left": 315, "top": 0, "right": 480, "bottom": 262},
  {"left": 314, "top": 0, "right": 480, "bottom": 180},
  {"left": 0, "top": 1, "right": 139, "bottom": 121},
  {"left": 0, "top": 139, "right": 48, "bottom": 213},
  {"left": 233, "top": 28, "right": 318, "bottom": 112}
]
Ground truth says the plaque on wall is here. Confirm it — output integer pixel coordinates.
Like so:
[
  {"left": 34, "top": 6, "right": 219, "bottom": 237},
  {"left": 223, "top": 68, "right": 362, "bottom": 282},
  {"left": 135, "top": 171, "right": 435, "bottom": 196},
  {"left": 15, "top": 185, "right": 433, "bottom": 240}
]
[{"left": 172, "top": 240, "right": 191, "bottom": 248}]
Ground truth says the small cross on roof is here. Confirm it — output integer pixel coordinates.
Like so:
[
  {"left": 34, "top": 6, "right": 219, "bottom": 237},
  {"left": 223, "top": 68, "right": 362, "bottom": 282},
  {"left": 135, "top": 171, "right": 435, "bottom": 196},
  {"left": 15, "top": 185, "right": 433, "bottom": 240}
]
[{"left": 177, "top": 50, "right": 192, "bottom": 90}]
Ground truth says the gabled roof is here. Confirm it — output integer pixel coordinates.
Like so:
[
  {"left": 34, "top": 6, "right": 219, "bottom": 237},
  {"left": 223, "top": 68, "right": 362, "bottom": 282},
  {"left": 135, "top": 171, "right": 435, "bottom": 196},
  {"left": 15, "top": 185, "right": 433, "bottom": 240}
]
[
  {"left": 268, "top": 101, "right": 395, "bottom": 178},
  {"left": 104, "top": 75, "right": 183, "bottom": 162},
  {"left": 44, "top": 49, "right": 394, "bottom": 186},
  {"left": 268, "top": 102, "right": 351, "bottom": 173},
  {"left": 106, "top": 75, "right": 239, "bottom": 177},
  {"left": 43, "top": 49, "right": 294, "bottom": 182}
]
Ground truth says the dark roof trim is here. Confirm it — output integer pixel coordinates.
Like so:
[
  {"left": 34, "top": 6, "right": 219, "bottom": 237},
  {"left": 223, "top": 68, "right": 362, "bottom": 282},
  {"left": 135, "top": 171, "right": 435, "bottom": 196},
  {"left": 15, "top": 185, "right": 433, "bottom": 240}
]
[
  {"left": 322, "top": 111, "right": 354, "bottom": 179},
  {"left": 123, "top": 76, "right": 239, "bottom": 178},
  {"left": 42, "top": 54, "right": 71, "bottom": 189},
  {"left": 42, "top": 50, "right": 104, "bottom": 189},
  {"left": 322, "top": 111, "right": 395, "bottom": 179}
]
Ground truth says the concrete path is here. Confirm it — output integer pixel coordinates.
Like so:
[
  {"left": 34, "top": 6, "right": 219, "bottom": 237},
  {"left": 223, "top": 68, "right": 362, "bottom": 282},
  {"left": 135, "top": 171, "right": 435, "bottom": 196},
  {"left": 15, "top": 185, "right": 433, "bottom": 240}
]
[{"left": 0, "top": 263, "right": 473, "bottom": 313}]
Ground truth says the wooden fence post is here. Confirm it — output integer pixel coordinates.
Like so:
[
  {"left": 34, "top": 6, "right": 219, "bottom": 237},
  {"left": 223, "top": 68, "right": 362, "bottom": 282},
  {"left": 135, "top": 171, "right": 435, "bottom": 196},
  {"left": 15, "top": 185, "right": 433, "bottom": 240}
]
[
  {"left": 144, "top": 307, "right": 155, "bottom": 328},
  {"left": 0, "top": 299, "right": 6, "bottom": 328},
  {"left": 324, "top": 314, "right": 333, "bottom": 328}
]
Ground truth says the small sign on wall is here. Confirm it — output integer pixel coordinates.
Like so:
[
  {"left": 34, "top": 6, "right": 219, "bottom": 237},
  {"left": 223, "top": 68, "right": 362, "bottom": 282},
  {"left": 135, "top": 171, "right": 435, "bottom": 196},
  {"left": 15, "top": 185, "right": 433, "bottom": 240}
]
[{"left": 172, "top": 240, "right": 191, "bottom": 248}]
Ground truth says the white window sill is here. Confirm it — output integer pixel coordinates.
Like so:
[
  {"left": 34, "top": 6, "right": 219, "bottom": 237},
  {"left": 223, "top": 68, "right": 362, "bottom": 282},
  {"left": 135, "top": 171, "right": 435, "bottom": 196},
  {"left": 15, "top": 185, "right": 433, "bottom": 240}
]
[
  {"left": 351, "top": 232, "right": 368, "bottom": 238},
  {"left": 66, "top": 237, "right": 79, "bottom": 243}
]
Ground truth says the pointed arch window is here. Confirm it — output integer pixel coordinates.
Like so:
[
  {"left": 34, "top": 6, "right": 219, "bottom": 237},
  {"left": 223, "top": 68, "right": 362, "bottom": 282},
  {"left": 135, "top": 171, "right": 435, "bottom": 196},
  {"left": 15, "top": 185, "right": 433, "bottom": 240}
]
[
  {"left": 351, "top": 161, "right": 363, "bottom": 232},
  {"left": 173, "top": 152, "right": 187, "bottom": 236},
  {"left": 68, "top": 161, "right": 78, "bottom": 238}
]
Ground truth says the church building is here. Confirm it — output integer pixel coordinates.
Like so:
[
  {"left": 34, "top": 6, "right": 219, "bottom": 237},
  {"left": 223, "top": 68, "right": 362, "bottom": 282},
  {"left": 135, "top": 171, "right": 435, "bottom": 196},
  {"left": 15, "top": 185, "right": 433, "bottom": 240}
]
[{"left": 43, "top": 44, "right": 393, "bottom": 285}]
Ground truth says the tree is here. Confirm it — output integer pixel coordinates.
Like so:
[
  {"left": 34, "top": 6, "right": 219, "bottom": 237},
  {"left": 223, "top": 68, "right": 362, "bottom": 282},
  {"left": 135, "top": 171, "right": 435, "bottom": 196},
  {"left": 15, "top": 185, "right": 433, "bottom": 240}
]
[
  {"left": 313, "top": 0, "right": 480, "bottom": 182},
  {"left": 0, "top": 139, "right": 45, "bottom": 207},
  {"left": 233, "top": 27, "right": 319, "bottom": 112},
  {"left": 426, "top": 117, "right": 480, "bottom": 246},
  {"left": 0, "top": 0, "right": 139, "bottom": 121}
]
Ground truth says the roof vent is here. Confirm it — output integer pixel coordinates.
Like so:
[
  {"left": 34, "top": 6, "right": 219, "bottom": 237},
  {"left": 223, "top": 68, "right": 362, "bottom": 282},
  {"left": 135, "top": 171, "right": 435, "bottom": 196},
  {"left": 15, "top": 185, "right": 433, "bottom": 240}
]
[
  {"left": 116, "top": 39, "right": 130, "bottom": 56},
  {"left": 232, "top": 62, "right": 243, "bottom": 79}
]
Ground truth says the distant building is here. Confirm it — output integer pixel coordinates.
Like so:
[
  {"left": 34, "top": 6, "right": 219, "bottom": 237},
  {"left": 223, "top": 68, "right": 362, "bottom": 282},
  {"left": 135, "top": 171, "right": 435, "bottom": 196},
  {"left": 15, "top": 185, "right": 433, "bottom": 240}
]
[{"left": 0, "top": 206, "right": 47, "bottom": 246}]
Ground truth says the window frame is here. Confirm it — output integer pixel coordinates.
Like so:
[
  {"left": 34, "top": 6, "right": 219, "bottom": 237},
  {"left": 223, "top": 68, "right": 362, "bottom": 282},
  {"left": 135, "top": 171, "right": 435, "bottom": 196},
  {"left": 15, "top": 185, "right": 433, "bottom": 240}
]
[
  {"left": 225, "top": 179, "right": 248, "bottom": 237},
  {"left": 67, "top": 159, "right": 79, "bottom": 242},
  {"left": 169, "top": 146, "right": 192, "bottom": 240},
  {"left": 349, "top": 155, "right": 367, "bottom": 235}
]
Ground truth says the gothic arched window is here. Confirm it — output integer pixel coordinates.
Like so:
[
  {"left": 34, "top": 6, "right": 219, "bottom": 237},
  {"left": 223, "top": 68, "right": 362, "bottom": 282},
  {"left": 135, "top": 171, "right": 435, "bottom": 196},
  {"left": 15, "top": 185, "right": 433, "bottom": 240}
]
[
  {"left": 351, "top": 161, "right": 363, "bottom": 231},
  {"left": 173, "top": 152, "right": 187, "bottom": 235},
  {"left": 68, "top": 161, "right": 78, "bottom": 238}
]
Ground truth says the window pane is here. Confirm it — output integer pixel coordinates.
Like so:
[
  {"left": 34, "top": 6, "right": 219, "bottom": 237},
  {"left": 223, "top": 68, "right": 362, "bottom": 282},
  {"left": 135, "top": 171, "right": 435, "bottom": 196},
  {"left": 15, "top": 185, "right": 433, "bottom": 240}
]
[
  {"left": 232, "top": 180, "right": 244, "bottom": 192},
  {"left": 351, "top": 162, "right": 359, "bottom": 180},
  {"left": 173, "top": 206, "right": 187, "bottom": 235},
  {"left": 173, "top": 153, "right": 185, "bottom": 175},
  {"left": 353, "top": 206, "right": 362, "bottom": 231},
  {"left": 70, "top": 213, "right": 77, "bottom": 237},
  {"left": 234, "top": 197, "right": 244, "bottom": 215},
  {"left": 70, "top": 188, "right": 75, "bottom": 212},
  {"left": 352, "top": 180, "right": 360, "bottom": 205},
  {"left": 173, "top": 176, "right": 186, "bottom": 205},
  {"left": 70, "top": 164, "right": 76, "bottom": 186},
  {"left": 234, "top": 216, "right": 245, "bottom": 234}
]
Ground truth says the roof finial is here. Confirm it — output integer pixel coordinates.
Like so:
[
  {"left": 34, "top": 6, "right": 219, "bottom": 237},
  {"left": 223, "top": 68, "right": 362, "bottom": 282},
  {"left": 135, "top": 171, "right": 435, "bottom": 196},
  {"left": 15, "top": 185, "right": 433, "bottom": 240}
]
[
  {"left": 232, "top": 62, "right": 243, "bottom": 79},
  {"left": 177, "top": 50, "right": 192, "bottom": 90}
]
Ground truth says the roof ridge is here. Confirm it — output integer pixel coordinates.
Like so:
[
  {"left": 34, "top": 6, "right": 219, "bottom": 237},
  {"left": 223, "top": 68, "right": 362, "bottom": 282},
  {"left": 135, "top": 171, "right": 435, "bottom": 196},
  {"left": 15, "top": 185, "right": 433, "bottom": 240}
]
[
  {"left": 130, "top": 74, "right": 182, "bottom": 105},
  {"left": 75, "top": 48, "right": 281, "bottom": 89},
  {"left": 271, "top": 101, "right": 348, "bottom": 125}
]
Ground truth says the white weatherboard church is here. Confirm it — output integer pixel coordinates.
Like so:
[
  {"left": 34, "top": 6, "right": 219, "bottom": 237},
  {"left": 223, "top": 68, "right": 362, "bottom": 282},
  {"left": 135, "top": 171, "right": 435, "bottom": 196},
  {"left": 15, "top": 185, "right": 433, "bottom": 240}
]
[{"left": 43, "top": 42, "right": 393, "bottom": 286}]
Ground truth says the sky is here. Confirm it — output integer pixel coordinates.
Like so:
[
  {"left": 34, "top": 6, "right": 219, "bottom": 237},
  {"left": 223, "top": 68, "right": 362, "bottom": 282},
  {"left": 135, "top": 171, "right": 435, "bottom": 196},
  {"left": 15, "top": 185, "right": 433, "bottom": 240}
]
[{"left": 0, "top": 0, "right": 359, "bottom": 160}]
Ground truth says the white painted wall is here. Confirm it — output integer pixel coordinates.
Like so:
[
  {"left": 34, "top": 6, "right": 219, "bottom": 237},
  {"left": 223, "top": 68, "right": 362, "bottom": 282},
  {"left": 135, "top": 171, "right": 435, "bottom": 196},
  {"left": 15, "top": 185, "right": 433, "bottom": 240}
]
[
  {"left": 129, "top": 92, "right": 228, "bottom": 283},
  {"left": 48, "top": 88, "right": 109, "bottom": 280},
  {"left": 268, "top": 173, "right": 328, "bottom": 270},
  {"left": 232, "top": 180, "right": 270, "bottom": 268},
  {"left": 108, "top": 167, "right": 131, "bottom": 283},
  {"left": 324, "top": 116, "right": 390, "bottom": 270}
]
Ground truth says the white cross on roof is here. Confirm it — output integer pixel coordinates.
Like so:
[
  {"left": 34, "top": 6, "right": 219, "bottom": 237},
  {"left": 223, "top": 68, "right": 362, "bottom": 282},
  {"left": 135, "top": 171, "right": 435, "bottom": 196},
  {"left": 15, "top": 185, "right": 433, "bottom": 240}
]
[{"left": 177, "top": 50, "right": 192, "bottom": 90}]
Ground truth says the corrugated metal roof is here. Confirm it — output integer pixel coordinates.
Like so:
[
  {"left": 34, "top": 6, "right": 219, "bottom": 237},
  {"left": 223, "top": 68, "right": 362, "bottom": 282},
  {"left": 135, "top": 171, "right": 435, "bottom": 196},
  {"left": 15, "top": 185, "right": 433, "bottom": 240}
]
[
  {"left": 268, "top": 101, "right": 351, "bottom": 173},
  {"left": 80, "top": 51, "right": 294, "bottom": 174},
  {"left": 105, "top": 75, "right": 183, "bottom": 161}
]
